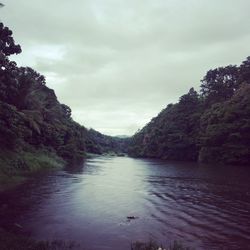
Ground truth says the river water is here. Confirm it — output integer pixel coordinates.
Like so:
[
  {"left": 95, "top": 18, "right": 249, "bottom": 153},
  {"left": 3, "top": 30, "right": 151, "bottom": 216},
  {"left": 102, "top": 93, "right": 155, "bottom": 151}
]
[{"left": 1, "top": 156, "right": 250, "bottom": 249}]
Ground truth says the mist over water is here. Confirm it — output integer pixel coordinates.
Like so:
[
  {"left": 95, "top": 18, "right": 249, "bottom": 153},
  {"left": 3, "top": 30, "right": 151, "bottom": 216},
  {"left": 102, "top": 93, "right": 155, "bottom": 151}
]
[{"left": 1, "top": 156, "right": 250, "bottom": 249}]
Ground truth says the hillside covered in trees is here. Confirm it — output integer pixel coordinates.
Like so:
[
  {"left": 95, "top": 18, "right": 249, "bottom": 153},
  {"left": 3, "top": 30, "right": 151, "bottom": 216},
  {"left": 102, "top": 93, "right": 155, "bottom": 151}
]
[
  {"left": 128, "top": 58, "right": 250, "bottom": 165},
  {"left": 0, "top": 22, "right": 87, "bottom": 184},
  {"left": 0, "top": 22, "right": 128, "bottom": 190}
]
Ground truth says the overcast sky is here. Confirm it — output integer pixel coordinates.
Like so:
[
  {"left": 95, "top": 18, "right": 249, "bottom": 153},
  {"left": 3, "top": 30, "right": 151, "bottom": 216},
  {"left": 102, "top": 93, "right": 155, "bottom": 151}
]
[{"left": 1, "top": 0, "right": 250, "bottom": 135}]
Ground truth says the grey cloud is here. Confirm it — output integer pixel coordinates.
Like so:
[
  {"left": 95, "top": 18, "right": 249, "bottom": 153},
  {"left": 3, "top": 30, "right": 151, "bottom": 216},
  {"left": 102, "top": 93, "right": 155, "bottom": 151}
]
[{"left": 1, "top": 0, "right": 250, "bottom": 135}]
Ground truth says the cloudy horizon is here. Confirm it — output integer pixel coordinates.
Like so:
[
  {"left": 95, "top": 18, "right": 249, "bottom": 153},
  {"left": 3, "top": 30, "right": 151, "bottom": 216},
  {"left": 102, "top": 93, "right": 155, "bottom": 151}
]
[{"left": 1, "top": 0, "right": 250, "bottom": 136}]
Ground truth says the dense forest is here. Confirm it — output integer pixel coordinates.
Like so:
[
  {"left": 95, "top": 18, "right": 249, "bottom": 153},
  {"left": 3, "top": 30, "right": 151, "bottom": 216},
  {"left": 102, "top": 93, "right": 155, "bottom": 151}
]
[{"left": 128, "top": 58, "right": 250, "bottom": 165}]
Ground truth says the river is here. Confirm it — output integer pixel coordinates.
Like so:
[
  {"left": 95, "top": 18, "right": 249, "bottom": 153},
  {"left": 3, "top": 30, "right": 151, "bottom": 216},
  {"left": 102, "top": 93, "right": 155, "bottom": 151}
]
[{"left": 1, "top": 156, "right": 250, "bottom": 249}]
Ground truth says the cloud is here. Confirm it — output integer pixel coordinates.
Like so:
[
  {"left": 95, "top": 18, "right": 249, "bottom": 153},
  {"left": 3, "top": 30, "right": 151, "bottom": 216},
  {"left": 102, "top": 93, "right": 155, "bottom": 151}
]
[{"left": 2, "top": 0, "right": 250, "bottom": 135}]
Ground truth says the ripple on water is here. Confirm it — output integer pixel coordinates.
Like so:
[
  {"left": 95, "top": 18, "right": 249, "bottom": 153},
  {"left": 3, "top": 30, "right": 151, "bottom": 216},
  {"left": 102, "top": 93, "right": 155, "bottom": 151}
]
[{"left": 1, "top": 156, "right": 250, "bottom": 250}]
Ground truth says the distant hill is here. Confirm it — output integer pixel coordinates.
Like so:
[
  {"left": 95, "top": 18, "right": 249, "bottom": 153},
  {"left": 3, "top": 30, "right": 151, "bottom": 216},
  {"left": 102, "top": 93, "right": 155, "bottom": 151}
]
[
  {"left": 115, "top": 135, "right": 131, "bottom": 139},
  {"left": 85, "top": 129, "right": 130, "bottom": 154}
]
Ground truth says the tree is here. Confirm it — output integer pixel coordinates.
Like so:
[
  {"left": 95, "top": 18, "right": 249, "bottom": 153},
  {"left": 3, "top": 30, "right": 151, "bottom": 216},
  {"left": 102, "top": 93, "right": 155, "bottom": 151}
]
[
  {"left": 238, "top": 56, "right": 250, "bottom": 85},
  {"left": 0, "top": 23, "right": 23, "bottom": 105},
  {"left": 199, "top": 83, "right": 250, "bottom": 165},
  {"left": 61, "top": 104, "right": 72, "bottom": 119},
  {"left": 0, "top": 23, "right": 21, "bottom": 57},
  {"left": 179, "top": 87, "right": 200, "bottom": 107},
  {"left": 200, "top": 65, "right": 239, "bottom": 106}
]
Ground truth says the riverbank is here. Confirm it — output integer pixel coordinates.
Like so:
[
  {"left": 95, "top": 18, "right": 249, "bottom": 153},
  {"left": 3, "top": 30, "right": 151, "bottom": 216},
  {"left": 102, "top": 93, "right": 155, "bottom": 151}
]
[
  {"left": 0, "top": 150, "right": 123, "bottom": 193},
  {"left": 0, "top": 228, "right": 81, "bottom": 250},
  {"left": 0, "top": 149, "right": 66, "bottom": 193}
]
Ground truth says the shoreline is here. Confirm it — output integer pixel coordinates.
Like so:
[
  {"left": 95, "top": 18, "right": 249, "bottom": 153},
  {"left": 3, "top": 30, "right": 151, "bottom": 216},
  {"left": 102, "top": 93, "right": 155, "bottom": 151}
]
[{"left": 0, "top": 149, "right": 66, "bottom": 194}]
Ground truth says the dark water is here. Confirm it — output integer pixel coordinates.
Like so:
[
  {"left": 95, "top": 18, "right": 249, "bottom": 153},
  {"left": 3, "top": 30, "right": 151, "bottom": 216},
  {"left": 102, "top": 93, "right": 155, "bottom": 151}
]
[{"left": 1, "top": 156, "right": 250, "bottom": 250}]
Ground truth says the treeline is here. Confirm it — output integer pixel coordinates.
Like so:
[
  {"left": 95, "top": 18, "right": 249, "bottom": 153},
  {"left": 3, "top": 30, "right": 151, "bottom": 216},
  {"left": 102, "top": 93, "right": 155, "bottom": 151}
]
[
  {"left": 85, "top": 129, "right": 130, "bottom": 155},
  {"left": 128, "top": 58, "right": 250, "bottom": 165}
]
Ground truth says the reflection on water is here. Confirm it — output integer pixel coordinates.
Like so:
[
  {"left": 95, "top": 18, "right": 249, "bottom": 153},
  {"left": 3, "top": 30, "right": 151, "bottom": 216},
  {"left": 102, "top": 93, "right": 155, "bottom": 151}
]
[{"left": 1, "top": 156, "right": 250, "bottom": 249}]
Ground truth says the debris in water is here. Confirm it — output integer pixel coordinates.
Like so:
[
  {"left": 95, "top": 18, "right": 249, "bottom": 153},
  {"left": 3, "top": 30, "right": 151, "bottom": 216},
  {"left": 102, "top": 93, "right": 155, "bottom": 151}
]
[{"left": 127, "top": 216, "right": 139, "bottom": 220}]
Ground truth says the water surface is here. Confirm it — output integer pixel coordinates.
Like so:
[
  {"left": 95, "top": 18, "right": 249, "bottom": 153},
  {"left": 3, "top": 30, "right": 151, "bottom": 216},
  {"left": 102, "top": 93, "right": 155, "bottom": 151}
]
[{"left": 1, "top": 156, "right": 250, "bottom": 249}]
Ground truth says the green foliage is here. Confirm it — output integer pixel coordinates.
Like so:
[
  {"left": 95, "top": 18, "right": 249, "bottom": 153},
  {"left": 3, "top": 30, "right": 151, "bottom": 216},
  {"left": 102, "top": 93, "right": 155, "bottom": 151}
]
[
  {"left": 239, "top": 56, "right": 250, "bottom": 85},
  {"left": 0, "top": 22, "right": 22, "bottom": 105},
  {"left": 200, "top": 65, "right": 239, "bottom": 106},
  {"left": 0, "top": 149, "right": 65, "bottom": 192},
  {"left": 199, "top": 84, "right": 250, "bottom": 164},
  {"left": 129, "top": 57, "right": 250, "bottom": 165},
  {"left": 0, "top": 150, "right": 65, "bottom": 176},
  {"left": 0, "top": 22, "right": 87, "bottom": 184},
  {"left": 128, "top": 88, "right": 202, "bottom": 161},
  {"left": 0, "top": 22, "right": 21, "bottom": 56}
]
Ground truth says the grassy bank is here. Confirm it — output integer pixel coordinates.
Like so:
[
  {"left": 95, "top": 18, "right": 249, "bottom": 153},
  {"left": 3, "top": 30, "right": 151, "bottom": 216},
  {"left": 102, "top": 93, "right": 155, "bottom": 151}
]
[
  {"left": 0, "top": 149, "right": 65, "bottom": 192},
  {"left": 0, "top": 228, "right": 81, "bottom": 250},
  {"left": 0, "top": 230, "right": 193, "bottom": 250}
]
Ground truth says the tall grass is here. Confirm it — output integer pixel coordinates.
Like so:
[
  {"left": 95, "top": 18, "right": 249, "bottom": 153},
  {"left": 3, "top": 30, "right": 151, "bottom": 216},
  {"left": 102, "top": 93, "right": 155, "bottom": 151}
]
[
  {"left": 131, "top": 240, "right": 193, "bottom": 250},
  {"left": 0, "top": 229, "right": 82, "bottom": 250},
  {"left": 0, "top": 149, "right": 65, "bottom": 192},
  {"left": 0, "top": 227, "right": 194, "bottom": 250}
]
